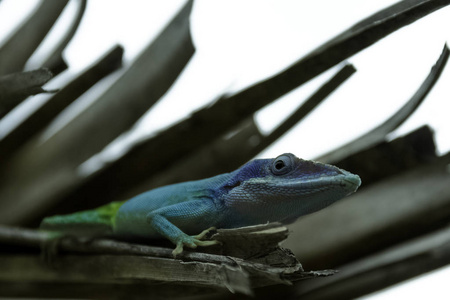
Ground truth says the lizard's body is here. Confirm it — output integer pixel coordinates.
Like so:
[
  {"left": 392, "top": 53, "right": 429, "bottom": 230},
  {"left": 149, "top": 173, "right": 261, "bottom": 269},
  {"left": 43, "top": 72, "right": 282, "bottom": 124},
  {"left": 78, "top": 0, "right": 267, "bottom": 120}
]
[{"left": 41, "top": 153, "right": 361, "bottom": 255}]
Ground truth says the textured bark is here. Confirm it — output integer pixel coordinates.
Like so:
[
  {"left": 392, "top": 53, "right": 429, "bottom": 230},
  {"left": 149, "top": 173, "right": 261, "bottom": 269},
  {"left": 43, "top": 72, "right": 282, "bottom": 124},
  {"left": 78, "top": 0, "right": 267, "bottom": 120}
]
[{"left": 0, "top": 223, "right": 333, "bottom": 298}]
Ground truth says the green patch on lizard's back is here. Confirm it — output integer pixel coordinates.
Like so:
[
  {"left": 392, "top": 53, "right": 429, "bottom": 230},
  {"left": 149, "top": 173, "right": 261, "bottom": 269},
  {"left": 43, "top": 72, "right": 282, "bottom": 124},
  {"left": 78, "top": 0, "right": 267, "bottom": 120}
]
[{"left": 40, "top": 201, "right": 126, "bottom": 236}]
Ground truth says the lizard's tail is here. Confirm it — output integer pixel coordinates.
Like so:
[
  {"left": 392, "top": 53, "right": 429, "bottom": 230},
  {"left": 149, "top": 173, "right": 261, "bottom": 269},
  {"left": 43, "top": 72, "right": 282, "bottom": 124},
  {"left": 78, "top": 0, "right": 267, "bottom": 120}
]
[{"left": 40, "top": 201, "right": 125, "bottom": 236}]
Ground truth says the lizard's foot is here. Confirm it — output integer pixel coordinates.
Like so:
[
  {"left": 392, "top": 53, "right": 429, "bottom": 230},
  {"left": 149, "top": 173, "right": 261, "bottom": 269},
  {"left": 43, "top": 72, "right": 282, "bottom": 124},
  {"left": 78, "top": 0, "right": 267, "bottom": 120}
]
[{"left": 172, "top": 227, "right": 220, "bottom": 257}]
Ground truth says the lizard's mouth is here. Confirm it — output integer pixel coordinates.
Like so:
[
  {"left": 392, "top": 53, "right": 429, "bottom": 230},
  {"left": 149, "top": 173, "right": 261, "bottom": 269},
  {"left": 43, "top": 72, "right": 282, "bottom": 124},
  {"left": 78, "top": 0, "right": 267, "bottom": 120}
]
[{"left": 275, "top": 172, "right": 361, "bottom": 196}]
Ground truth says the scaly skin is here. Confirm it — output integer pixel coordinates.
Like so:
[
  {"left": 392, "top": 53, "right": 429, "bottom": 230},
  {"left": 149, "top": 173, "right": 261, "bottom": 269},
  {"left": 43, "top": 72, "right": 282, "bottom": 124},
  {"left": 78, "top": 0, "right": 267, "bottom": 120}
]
[{"left": 41, "top": 153, "right": 361, "bottom": 256}]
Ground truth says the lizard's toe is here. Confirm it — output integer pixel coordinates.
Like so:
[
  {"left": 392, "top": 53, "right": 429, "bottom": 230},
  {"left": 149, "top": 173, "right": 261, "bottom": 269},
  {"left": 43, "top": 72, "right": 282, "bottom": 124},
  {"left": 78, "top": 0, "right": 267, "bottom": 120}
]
[
  {"left": 172, "top": 242, "right": 184, "bottom": 257},
  {"left": 172, "top": 237, "right": 198, "bottom": 257},
  {"left": 185, "top": 240, "right": 198, "bottom": 249},
  {"left": 193, "top": 227, "right": 216, "bottom": 240},
  {"left": 172, "top": 231, "right": 220, "bottom": 257},
  {"left": 195, "top": 239, "right": 220, "bottom": 247}
]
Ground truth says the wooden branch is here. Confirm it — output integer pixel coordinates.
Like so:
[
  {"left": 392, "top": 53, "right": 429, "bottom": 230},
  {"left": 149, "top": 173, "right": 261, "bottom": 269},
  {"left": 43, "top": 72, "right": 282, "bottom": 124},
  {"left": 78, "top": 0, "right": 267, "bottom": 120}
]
[
  {"left": 41, "top": 0, "right": 87, "bottom": 75},
  {"left": 335, "top": 125, "right": 437, "bottom": 186},
  {"left": 284, "top": 152, "right": 450, "bottom": 269},
  {"left": 0, "top": 254, "right": 253, "bottom": 296},
  {"left": 317, "top": 44, "right": 449, "bottom": 164},
  {"left": 0, "top": 0, "right": 69, "bottom": 76},
  {"left": 0, "top": 281, "right": 221, "bottom": 300},
  {"left": 0, "top": 68, "right": 54, "bottom": 118},
  {"left": 0, "top": 223, "right": 334, "bottom": 298},
  {"left": 257, "top": 64, "right": 356, "bottom": 151},
  {"left": 0, "top": 46, "right": 124, "bottom": 163},
  {"left": 293, "top": 224, "right": 450, "bottom": 299},
  {"left": 0, "top": 1, "right": 195, "bottom": 225}
]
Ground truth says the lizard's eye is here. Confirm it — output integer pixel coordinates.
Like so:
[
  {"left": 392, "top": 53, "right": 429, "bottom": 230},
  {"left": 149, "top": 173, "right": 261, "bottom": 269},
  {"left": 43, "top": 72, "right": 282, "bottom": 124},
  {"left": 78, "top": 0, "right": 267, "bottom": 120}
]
[{"left": 271, "top": 154, "right": 293, "bottom": 175}]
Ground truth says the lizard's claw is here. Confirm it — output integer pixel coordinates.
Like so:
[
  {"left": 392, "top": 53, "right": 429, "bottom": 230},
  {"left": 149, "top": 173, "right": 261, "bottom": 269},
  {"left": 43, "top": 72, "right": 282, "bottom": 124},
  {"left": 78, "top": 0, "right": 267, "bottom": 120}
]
[
  {"left": 173, "top": 242, "right": 185, "bottom": 257},
  {"left": 172, "top": 227, "right": 220, "bottom": 257}
]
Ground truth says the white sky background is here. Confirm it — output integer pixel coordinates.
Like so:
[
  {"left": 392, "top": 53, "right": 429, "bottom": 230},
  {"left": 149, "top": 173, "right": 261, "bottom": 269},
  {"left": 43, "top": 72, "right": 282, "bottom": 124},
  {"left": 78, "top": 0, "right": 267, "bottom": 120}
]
[{"left": 1, "top": 0, "right": 450, "bottom": 298}]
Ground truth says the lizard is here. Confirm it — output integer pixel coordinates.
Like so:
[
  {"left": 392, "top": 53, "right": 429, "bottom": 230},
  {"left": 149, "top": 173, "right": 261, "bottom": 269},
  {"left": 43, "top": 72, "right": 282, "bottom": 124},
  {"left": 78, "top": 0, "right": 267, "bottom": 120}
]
[{"left": 40, "top": 153, "right": 361, "bottom": 256}]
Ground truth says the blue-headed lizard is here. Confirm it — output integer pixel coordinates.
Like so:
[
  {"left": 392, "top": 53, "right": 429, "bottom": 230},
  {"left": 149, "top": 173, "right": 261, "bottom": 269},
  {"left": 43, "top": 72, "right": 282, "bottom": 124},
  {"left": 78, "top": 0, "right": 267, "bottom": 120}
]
[{"left": 41, "top": 153, "right": 361, "bottom": 256}]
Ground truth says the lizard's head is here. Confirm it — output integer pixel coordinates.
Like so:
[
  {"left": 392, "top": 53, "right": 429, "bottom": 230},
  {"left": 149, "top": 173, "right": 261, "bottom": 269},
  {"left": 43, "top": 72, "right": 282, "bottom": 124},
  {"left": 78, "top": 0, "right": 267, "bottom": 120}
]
[{"left": 222, "top": 153, "right": 361, "bottom": 225}]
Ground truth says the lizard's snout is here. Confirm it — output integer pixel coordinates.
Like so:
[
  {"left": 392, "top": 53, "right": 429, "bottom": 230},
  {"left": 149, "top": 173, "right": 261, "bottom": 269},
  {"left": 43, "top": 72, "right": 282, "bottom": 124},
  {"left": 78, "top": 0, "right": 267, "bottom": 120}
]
[{"left": 340, "top": 173, "right": 361, "bottom": 194}]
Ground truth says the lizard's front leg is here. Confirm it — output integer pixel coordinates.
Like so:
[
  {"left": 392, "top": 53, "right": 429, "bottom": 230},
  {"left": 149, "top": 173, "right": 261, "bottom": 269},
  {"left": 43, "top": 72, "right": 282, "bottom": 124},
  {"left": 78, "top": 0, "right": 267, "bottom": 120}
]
[{"left": 146, "top": 200, "right": 220, "bottom": 256}]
